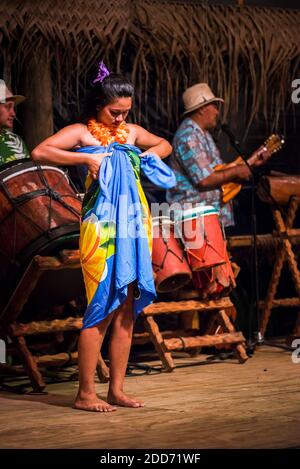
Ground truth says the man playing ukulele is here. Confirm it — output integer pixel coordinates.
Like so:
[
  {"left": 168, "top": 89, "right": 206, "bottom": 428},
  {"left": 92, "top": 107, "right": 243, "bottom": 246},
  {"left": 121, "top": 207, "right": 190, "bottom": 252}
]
[{"left": 166, "top": 83, "right": 270, "bottom": 228}]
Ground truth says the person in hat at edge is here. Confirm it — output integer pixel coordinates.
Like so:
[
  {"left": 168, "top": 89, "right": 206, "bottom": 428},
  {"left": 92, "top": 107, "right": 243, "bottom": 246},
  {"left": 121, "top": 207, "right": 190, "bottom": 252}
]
[
  {"left": 0, "top": 79, "right": 30, "bottom": 165},
  {"left": 166, "top": 83, "right": 270, "bottom": 297}
]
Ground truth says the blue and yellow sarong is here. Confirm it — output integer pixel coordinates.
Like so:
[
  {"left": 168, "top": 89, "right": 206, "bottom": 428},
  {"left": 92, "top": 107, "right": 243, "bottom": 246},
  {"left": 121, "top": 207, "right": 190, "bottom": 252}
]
[{"left": 78, "top": 143, "right": 175, "bottom": 329}]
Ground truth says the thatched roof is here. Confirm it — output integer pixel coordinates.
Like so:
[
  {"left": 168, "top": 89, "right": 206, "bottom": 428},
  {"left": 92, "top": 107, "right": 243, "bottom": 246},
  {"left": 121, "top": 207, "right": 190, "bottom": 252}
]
[{"left": 1, "top": 0, "right": 300, "bottom": 136}]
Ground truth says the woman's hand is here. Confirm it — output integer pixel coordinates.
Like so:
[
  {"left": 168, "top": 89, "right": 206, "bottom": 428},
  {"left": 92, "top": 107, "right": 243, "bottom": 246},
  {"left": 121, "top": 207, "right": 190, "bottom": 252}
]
[
  {"left": 87, "top": 152, "right": 112, "bottom": 179},
  {"left": 139, "top": 150, "right": 158, "bottom": 158},
  {"left": 128, "top": 124, "right": 172, "bottom": 159}
]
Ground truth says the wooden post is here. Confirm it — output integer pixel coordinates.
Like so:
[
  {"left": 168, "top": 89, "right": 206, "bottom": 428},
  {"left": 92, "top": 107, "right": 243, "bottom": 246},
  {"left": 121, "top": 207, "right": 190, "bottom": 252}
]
[
  {"left": 12, "top": 336, "right": 46, "bottom": 392},
  {"left": 164, "top": 332, "right": 245, "bottom": 351},
  {"left": 3, "top": 53, "right": 12, "bottom": 88},
  {"left": 259, "top": 198, "right": 300, "bottom": 338},
  {"left": 96, "top": 353, "right": 110, "bottom": 383},
  {"left": 217, "top": 310, "right": 248, "bottom": 363},
  {"left": 143, "top": 316, "right": 175, "bottom": 371},
  {"left": 23, "top": 49, "right": 53, "bottom": 151}
]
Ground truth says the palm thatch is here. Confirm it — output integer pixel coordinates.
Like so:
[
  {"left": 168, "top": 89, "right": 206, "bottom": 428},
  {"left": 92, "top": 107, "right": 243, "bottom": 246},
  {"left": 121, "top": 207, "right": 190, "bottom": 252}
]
[
  {"left": 132, "top": 1, "right": 300, "bottom": 135},
  {"left": 0, "top": 0, "right": 299, "bottom": 136}
]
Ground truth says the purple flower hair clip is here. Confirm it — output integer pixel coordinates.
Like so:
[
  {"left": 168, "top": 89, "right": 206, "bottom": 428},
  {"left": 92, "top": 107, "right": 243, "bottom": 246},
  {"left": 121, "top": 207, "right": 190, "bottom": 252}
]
[{"left": 92, "top": 60, "right": 110, "bottom": 85}]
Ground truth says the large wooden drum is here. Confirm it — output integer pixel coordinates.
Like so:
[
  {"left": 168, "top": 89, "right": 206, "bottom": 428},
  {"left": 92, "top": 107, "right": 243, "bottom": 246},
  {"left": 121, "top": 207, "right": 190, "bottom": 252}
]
[
  {"left": 0, "top": 160, "right": 82, "bottom": 289},
  {"left": 152, "top": 216, "right": 192, "bottom": 292},
  {"left": 174, "top": 206, "right": 227, "bottom": 271},
  {"left": 257, "top": 174, "right": 300, "bottom": 206}
]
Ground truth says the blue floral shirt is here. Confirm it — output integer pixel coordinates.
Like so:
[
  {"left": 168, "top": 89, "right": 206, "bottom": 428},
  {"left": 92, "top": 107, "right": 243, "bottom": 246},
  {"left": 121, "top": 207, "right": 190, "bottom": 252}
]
[{"left": 166, "top": 118, "right": 234, "bottom": 227}]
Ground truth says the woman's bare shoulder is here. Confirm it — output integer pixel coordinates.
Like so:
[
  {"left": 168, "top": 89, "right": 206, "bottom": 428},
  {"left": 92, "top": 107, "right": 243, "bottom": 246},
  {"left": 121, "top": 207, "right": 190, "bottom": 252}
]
[
  {"left": 127, "top": 123, "right": 142, "bottom": 131},
  {"left": 127, "top": 123, "right": 147, "bottom": 138},
  {"left": 54, "top": 122, "right": 87, "bottom": 137},
  {"left": 66, "top": 122, "right": 87, "bottom": 133},
  {"left": 126, "top": 123, "right": 138, "bottom": 144},
  {"left": 62, "top": 123, "right": 91, "bottom": 145}
]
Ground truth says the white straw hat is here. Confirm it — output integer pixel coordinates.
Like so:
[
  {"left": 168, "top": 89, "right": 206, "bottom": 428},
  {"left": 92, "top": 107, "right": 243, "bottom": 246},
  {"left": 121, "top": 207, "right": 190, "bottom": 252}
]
[
  {"left": 0, "top": 80, "right": 25, "bottom": 105},
  {"left": 182, "top": 83, "right": 224, "bottom": 115}
]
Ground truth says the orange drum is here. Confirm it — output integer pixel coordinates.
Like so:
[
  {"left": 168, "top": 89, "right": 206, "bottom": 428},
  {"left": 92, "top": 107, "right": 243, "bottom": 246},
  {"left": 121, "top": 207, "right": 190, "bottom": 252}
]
[
  {"left": 0, "top": 160, "right": 82, "bottom": 290},
  {"left": 174, "top": 206, "right": 227, "bottom": 271},
  {"left": 152, "top": 216, "right": 192, "bottom": 292},
  {"left": 192, "top": 255, "right": 236, "bottom": 299}
]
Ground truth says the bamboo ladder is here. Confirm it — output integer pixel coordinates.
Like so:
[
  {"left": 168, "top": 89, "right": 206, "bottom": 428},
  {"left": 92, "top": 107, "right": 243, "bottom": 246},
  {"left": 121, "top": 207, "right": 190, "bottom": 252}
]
[
  {"left": 258, "top": 197, "right": 300, "bottom": 341},
  {"left": 0, "top": 250, "right": 248, "bottom": 392},
  {"left": 0, "top": 251, "right": 109, "bottom": 392}
]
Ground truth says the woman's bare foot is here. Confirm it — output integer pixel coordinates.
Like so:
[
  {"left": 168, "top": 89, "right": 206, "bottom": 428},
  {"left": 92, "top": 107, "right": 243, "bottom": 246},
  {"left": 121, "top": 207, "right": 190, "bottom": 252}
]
[
  {"left": 107, "top": 390, "right": 145, "bottom": 408},
  {"left": 74, "top": 391, "right": 117, "bottom": 412}
]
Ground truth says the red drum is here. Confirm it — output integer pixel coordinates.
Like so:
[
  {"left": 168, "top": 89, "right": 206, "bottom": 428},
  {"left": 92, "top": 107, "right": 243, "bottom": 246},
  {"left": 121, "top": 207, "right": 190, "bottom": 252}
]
[
  {"left": 0, "top": 160, "right": 82, "bottom": 289},
  {"left": 152, "top": 216, "right": 192, "bottom": 292},
  {"left": 192, "top": 249, "right": 236, "bottom": 299},
  {"left": 174, "top": 206, "right": 227, "bottom": 271}
]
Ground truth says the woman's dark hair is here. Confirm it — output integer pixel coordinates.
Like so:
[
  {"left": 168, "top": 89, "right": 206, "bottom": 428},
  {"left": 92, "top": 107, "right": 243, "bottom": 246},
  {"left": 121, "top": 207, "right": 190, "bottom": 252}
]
[{"left": 82, "top": 73, "right": 134, "bottom": 122}]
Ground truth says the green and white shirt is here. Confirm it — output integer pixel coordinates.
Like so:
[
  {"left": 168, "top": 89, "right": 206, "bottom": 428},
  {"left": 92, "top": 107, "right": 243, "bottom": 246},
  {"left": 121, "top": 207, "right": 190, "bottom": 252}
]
[{"left": 0, "top": 129, "right": 30, "bottom": 165}]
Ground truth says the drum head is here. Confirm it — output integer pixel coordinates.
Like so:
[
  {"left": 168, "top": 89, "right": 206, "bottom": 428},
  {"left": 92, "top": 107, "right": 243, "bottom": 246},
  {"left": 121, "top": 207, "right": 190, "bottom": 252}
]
[
  {"left": 0, "top": 160, "right": 81, "bottom": 292},
  {"left": 174, "top": 205, "right": 218, "bottom": 222},
  {"left": 156, "top": 272, "right": 191, "bottom": 293}
]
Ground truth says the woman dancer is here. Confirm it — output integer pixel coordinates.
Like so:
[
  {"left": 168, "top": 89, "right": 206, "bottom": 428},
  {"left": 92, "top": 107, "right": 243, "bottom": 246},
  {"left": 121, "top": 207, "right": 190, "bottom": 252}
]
[{"left": 32, "top": 64, "right": 172, "bottom": 412}]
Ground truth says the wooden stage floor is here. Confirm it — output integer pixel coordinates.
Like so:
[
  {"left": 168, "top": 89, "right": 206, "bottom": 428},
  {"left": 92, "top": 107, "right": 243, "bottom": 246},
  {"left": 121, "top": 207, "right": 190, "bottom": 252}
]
[{"left": 0, "top": 344, "right": 299, "bottom": 449}]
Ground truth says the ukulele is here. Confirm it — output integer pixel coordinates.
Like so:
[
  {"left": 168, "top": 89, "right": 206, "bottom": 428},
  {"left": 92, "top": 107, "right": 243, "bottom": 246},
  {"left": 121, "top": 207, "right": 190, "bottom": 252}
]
[{"left": 214, "top": 134, "right": 284, "bottom": 204}]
